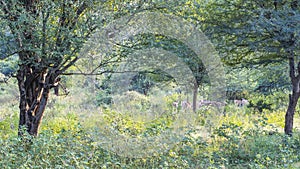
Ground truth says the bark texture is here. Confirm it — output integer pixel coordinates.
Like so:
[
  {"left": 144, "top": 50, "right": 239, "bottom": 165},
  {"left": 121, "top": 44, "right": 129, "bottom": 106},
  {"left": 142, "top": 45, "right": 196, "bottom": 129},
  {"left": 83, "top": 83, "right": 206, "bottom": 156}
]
[
  {"left": 1, "top": 0, "right": 92, "bottom": 136},
  {"left": 17, "top": 62, "right": 59, "bottom": 136},
  {"left": 284, "top": 55, "right": 300, "bottom": 135}
]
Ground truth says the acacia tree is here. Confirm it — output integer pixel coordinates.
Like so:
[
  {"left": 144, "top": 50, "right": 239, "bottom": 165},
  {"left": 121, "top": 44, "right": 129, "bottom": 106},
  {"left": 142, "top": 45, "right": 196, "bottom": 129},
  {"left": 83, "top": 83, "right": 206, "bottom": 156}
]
[
  {"left": 200, "top": 0, "right": 299, "bottom": 135},
  {"left": 0, "top": 0, "right": 194, "bottom": 136},
  {"left": 0, "top": 0, "right": 105, "bottom": 136},
  {"left": 115, "top": 33, "right": 209, "bottom": 112}
]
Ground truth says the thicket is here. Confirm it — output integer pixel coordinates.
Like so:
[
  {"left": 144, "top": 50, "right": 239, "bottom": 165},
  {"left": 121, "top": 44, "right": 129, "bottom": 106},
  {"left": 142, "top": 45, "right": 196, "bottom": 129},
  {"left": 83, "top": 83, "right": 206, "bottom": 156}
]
[{"left": 1, "top": 91, "right": 300, "bottom": 168}]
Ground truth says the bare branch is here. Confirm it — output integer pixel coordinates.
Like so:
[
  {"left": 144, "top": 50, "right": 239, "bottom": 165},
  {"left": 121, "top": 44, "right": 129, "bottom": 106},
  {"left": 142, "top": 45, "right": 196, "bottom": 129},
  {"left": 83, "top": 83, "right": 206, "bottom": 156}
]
[{"left": 61, "top": 70, "right": 139, "bottom": 76}]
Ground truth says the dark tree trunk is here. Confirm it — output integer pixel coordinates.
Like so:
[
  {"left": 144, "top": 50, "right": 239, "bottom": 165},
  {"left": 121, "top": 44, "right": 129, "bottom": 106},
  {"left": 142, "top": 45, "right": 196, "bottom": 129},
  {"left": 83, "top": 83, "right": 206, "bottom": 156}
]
[
  {"left": 284, "top": 56, "right": 300, "bottom": 135},
  {"left": 284, "top": 93, "right": 299, "bottom": 135},
  {"left": 1, "top": 0, "right": 90, "bottom": 137},
  {"left": 10, "top": 0, "right": 56, "bottom": 137},
  {"left": 17, "top": 63, "right": 58, "bottom": 136}
]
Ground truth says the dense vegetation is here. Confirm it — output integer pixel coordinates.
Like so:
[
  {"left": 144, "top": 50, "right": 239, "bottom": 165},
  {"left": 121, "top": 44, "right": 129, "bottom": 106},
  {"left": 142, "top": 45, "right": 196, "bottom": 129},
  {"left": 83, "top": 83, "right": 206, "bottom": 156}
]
[
  {"left": 1, "top": 80, "right": 300, "bottom": 168},
  {"left": 0, "top": 0, "right": 300, "bottom": 168}
]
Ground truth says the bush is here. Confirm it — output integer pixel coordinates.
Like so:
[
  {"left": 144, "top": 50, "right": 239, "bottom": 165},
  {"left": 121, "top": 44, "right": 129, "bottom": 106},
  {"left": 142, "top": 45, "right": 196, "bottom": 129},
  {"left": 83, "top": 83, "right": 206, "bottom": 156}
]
[{"left": 1, "top": 94, "right": 300, "bottom": 168}]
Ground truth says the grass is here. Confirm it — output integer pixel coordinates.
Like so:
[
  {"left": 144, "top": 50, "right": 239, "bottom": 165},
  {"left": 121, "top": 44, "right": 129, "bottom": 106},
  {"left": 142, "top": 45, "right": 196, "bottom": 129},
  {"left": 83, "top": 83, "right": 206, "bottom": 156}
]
[{"left": 1, "top": 81, "right": 300, "bottom": 168}]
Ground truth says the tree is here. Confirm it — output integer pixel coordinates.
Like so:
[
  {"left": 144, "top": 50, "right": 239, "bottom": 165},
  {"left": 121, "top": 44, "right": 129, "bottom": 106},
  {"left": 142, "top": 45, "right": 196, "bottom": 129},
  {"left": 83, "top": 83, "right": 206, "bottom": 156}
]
[
  {"left": 0, "top": 0, "right": 103, "bottom": 136},
  {"left": 200, "top": 0, "right": 299, "bottom": 135},
  {"left": 0, "top": 0, "right": 238, "bottom": 136},
  {"left": 114, "top": 33, "right": 209, "bottom": 111},
  {"left": 0, "top": 0, "right": 196, "bottom": 136}
]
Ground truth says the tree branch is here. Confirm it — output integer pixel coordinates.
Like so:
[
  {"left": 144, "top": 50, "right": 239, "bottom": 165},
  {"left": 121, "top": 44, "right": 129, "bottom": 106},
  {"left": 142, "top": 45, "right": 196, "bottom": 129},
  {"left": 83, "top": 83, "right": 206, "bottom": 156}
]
[
  {"left": 289, "top": 56, "right": 296, "bottom": 83},
  {"left": 58, "top": 56, "right": 78, "bottom": 74}
]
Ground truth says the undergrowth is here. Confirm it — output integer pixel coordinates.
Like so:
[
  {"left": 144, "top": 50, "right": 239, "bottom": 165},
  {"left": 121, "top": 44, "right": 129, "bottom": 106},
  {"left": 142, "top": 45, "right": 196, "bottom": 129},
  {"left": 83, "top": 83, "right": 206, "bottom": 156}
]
[{"left": 0, "top": 108, "right": 300, "bottom": 169}]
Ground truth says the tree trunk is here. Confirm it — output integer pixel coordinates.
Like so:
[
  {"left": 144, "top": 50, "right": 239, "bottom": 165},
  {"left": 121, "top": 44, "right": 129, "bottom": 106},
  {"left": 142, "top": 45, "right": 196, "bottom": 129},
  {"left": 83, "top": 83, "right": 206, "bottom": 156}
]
[
  {"left": 17, "top": 64, "right": 57, "bottom": 136},
  {"left": 284, "top": 56, "right": 300, "bottom": 135},
  {"left": 284, "top": 93, "right": 299, "bottom": 135},
  {"left": 192, "top": 82, "right": 198, "bottom": 112}
]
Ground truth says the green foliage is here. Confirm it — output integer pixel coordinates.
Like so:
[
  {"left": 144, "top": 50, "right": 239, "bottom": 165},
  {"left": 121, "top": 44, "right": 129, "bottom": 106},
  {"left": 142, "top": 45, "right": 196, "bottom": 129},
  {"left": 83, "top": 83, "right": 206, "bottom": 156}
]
[
  {"left": 265, "top": 111, "right": 286, "bottom": 129},
  {"left": 130, "top": 72, "right": 156, "bottom": 95},
  {"left": 1, "top": 109, "right": 300, "bottom": 168},
  {"left": 225, "top": 63, "right": 290, "bottom": 100},
  {"left": 96, "top": 89, "right": 112, "bottom": 106},
  {"left": 248, "top": 91, "right": 288, "bottom": 113},
  {"left": 114, "top": 33, "right": 209, "bottom": 86},
  {"left": 1, "top": 0, "right": 300, "bottom": 168},
  {"left": 201, "top": 0, "right": 299, "bottom": 64},
  {"left": 0, "top": 55, "right": 18, "bottom": 76},
  {"left": 252, "top": 63, "right": 291, "bottom": 94},
  {"left": 41, "top": 113, "right": 79, "bottom": 134},
  {"left": 0, "top": 0, "right": 103, "bottom": 63},
  {"left": 0, "top": 112, "right": 18, "bottom": 139},
  {"left": 112, "top": 91, "right": 151, "bottom": 112},
  {"left": 1, "top": 100, "right": 300, "bottom": 168},
  {"left": 102, "top": 107, "right": 174, "bottom": 137},
  {"left": 212, "top": 114, "right": 300, "bottom": 168}
]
